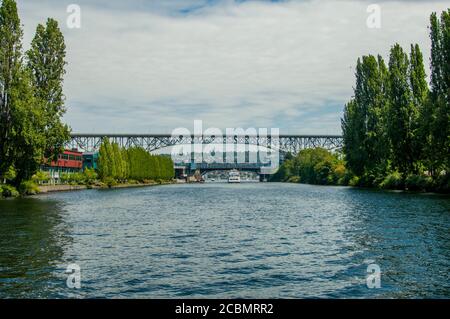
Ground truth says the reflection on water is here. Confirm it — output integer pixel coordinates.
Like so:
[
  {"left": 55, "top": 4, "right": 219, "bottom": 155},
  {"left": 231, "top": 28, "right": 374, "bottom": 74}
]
[
  {"left": 0, "top": 183, "right": 449, "bottom": 298},
  {"left": 0, "top": 199, "right": 71, "bottom": 298}
]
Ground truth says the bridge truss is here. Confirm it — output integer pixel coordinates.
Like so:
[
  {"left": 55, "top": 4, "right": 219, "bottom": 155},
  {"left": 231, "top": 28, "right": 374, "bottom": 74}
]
[{"left": 68, "top": 134, "right": 343, "bottom": 154}]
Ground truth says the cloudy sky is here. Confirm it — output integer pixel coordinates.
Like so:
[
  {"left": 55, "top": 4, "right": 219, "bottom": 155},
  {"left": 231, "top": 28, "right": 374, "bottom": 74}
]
[{"left": 18, "top": 0, "right": 449, "bottom": 134}]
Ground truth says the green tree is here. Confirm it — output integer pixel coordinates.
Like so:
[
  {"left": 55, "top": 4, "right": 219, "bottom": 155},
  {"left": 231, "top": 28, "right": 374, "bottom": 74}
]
[
  {"left": 105, "top": 139, "right": 116, "bottom": 179},
  {"left": 0, "top": 0, "right": 45, "bottom": 186},
  {"left": 0, "top": 1, "right": 70, "bottom": 185},
  {"left": 362, "top": 55, "right": 389, "bottom": 179},
  {"left": 429, "top": 10, "right": 450, "bottom": 174},
  {"left": 111, "top": 142, "right": 124, "bottom": 180},
  {"left": 340, "top": 10, "right": 449, "bottom": 191},
  {"left": 1, "top": 165, "right": 16, "bottom": 183},
  {"left": 409, "top": 44, "right": 430, "bottom": 172},
  {"left": 342, "top": 55, "right": 389, "bottom": 181},
  {"left": 0, "top": 0, "right": 24, "bottom": 178},
  {"left": 9, "top": 68, "right": 46, "bottom": 182},
  {"left": 121, "top": 148, "right": 129, "bottom": 180},
  {"left": 386, "top": 44, "right": 417, "bottom": 178},
  {"left": 98, "top": 138, "right": 110, "bottom": 179},
  {"left": 27, "top": 18, "right": 70, "bottom": 162},
  {"left": 271, "top": 148, "right": 344, "bottom": 185},
  {"left": 342, "top": 99, "right": 363, "bottom": 176}
]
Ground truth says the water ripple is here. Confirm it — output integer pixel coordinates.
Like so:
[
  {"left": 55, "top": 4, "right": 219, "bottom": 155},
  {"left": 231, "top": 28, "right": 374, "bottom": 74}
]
[{"left": 0, "top": 183, "right": 449, "bottom": 298}]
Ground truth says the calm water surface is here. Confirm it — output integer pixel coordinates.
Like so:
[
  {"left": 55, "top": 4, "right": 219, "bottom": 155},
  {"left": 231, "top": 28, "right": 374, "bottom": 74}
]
[{"left": 0, "top": 183, "right": 449, "bottom": 298}]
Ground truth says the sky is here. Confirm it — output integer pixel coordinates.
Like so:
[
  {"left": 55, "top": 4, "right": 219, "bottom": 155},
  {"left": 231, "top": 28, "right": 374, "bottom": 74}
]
[{"left": 18, "top": 0, "right": 449, "bottom": 135}]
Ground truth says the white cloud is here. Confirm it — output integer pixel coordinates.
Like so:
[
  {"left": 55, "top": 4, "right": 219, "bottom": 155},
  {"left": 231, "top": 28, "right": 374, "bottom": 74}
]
[{"left": 18, "top": 0, "right": 449, "bottom": 134}]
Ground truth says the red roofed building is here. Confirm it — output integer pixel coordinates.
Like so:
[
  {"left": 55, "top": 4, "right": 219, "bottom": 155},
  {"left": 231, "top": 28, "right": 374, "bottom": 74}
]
[{"left": 41, "top": 149, "right": 83, "bottom": 181}]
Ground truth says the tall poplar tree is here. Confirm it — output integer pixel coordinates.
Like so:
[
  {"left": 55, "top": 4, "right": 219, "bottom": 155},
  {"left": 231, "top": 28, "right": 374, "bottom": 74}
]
[
  {"left": 342, "top": 99, "right": 364, "bottom": 176},
  {"left": 0, "top": 0, "right": 46, "bottom": 183},
  {"left": 429, "top": 10, "right": 450, "bottom": 173},
  {"left": 0, "top": 0, "right": 23, "bottom": 176},
  {"left": 387, "top": 44, "right": 417, "bottom": 177},
  {"left": 105, "top": 139, "right": 116, "bottom": 178},
  {"left": 409, "top": 44, "right": 430, "bottom": 172},
  {"left": 111, "top": 142, "right": 124, "bottom": 180},
  {"left": 364, "top": 55, "right": 390, "bottom": 178},
  {"left": 98, "top": 138, "right": 110, "bottom": 179},
  {"left": 27, "top": 18, "right": 70, "bottom": 162},
  {"left": 441, "top": 10, "right": 450, "bottom": 171},
  {"left": 342, "top": 55, "right": 389, "bottom": 181}
]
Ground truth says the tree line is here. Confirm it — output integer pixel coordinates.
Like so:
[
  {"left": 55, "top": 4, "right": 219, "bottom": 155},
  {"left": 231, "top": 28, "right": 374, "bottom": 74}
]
[
  {"left": 341, "top": 9, "right": 449, "bottom": 191},
  {"left": 272, "top": 9, "right": 449, "bottom": 192},
  {"left": 0, "top": 0, "right": 70, "bottom": 187},
  {"left": 98, "top": 138, "right": 175, "bottom": 183}
]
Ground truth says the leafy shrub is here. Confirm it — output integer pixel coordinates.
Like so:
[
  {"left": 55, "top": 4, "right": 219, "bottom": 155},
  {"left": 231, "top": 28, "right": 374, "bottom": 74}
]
[
  {"left": 314, "top": 160, "right": 334, "bottom": 185},
  {"left": 0, "top": 185, "right": 19, "bottom": 197},
  {"left": 358, "top": 174, "right": 377, "bottom": 187},
  {"left": 19, "top": 181, "right": 40, "bottom": 195},
  {"left": 405, "top": 174, "right": 433, "bottom": 191},
  {"left": 60, "top": 173, "right": 70, "bottom": 184},
  {"left": 434, "top": 173, "right": 450, "bottom": 193},
  {"left": 337, "top": 171, "right": 353, "bottom": 186},
  {"left": 103, "top": 177, "right": 117, "bottom": 188},
  {"left": 333, "top": 164, "right": 346, "bottom": 182},
  {"left": 61, "top": 172, "right": 86, "bottom": 185},
  {"left": 348, "top": 176, "right": 360, "bottom": 187},
  {"left": 83, "top": 168, "right": 98, "bottom": 185},
  {"left": 379, "top": 172, "right": 403, "bottom": 189},
  {"left": 32, "top": 171, "right": 50, "bottom": 184},
  {"left": 1, "top": 166, "right": 17, "bottom": 184},
  {"left": 71, "top": 172, "right": 86, "bottom": 185},
  {"left": 287, "top": 176, "right": 300, "bottom": 183}
]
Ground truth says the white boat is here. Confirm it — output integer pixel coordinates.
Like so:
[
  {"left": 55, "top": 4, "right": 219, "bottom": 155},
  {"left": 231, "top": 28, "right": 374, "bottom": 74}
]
[{"left": 228, "top": 170, "right": 241, "bottom": 183}]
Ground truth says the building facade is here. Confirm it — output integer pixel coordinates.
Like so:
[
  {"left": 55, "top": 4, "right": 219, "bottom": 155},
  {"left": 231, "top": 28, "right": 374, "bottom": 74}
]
[
  {"left": 82, "top": 152, "right": 99, "bottom": 170},
  {"left": 41, "top": 149, "right": 83, "bottom": 181}
]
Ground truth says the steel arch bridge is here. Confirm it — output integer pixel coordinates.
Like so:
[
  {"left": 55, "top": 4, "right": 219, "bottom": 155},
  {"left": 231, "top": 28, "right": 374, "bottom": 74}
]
[{"left": 67, "top": 134, "right": 343, "bottom": 154}]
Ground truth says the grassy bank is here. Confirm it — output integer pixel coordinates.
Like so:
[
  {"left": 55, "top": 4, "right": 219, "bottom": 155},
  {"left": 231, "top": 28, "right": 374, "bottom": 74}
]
[
  {"left": 1, "top": 179, "right": 175, "bottom": 198},
  {"left": 0, "top": 167, "right": 175, "bottom": 199}
]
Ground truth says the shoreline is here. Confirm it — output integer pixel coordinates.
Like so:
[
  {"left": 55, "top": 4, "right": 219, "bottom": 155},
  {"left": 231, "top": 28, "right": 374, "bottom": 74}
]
[
  {"left": 36, "top": 181, "right": 175, "bottom": 195},
  {"left": 3, "top": 180, "right": 448, "bottom": 199},
  {"left": 270, "top": 181, "right": 450, "bottom": 195}
]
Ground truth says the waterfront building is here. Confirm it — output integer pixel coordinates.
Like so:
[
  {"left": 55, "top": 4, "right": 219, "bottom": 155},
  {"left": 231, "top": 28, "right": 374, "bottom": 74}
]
[
  {"left": 41, "top": 149, "right": 83, "bottom": 182},
  {"left": 82, "top": 152, "right": 99, "bottom": 170}
]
